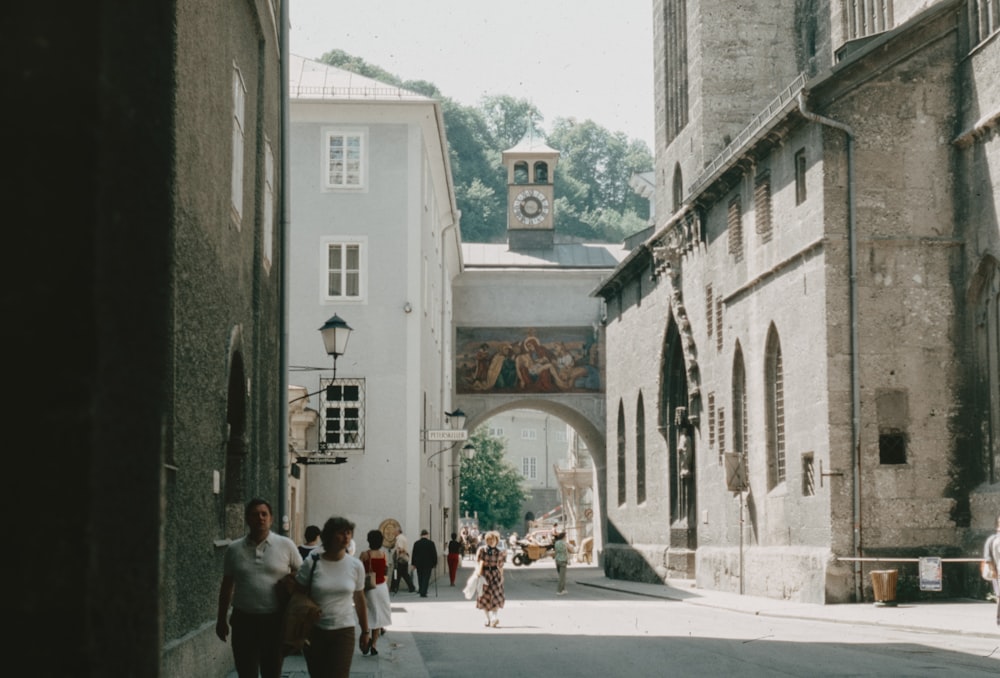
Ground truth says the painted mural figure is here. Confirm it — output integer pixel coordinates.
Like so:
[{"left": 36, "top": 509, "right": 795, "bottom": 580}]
[{"left": 456, "top": 327, "right": 602, "bottom": 395}]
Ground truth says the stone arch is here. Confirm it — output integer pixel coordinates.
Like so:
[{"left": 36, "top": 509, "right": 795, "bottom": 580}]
[
  {"left": 223, "top": 325, "right": 248, "bottom": 539},
  {"left": 461, "top": 396, "right": 607, "bottom": 556}
]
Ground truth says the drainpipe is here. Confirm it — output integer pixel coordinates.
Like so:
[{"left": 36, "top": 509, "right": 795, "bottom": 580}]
[
  {"left": 277, "top": 1, "right": 291, "bottom": 535},
  {"left": 797, "top": 93, "right": 861, "bottom": 601}
]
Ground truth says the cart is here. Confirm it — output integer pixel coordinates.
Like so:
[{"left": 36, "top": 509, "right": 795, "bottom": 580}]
[{"left": 510, "top": 532, "right": 555, "bottom": 566}]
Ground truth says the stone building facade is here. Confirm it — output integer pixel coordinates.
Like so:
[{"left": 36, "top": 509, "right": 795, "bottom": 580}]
[
  {"left": 596, "top": 0, "right": 1000, "bottom": 603},
  {"left": 10, "top": 2, "right": 288, "bottom": 676}
]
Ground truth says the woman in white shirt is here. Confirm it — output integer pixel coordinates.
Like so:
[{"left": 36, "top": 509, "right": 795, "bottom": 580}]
[{"left": 296, "top": 516, "right": 370, "bottom": 678}]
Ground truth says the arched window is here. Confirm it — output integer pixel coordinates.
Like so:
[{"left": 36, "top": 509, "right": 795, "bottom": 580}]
[
  {"left": 617, "top": 401, "right": 627, "bottom": 506},
  {"left": 513, "top": 161, "right": 529, "bottom": 184},
  {"left": 636, "top": 392, "right": 646, "bottom": 504},
  {"left": 533, "top": 161, "right": 548, "bottom": 184},
  {"left": 765, "top": 325, "right": 785, "bottom": 490},
  {"left": 732, "top": 343, "right": 748, "bottom": 468}
]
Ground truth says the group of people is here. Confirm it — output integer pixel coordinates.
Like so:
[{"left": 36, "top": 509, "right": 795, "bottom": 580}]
[{"left": 216, "top": 499, "right": 441, "bottom": 678}]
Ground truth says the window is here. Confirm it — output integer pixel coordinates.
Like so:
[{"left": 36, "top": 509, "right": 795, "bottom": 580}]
[
  {"left": 673, "top": 164, "right": 684, "bottom": 213},
  {"left": 728, "top": 196, "right": 743, "bottom": 262},
  {"left": 521, "top": 428, "right": 538, "bottom": 440},
  {"left": 970, "top": 0, "right": 1000, "bottom": 45},
  {"left": 514, "top": 161, "right": 529, "bottom": 184},
  {"left": 320, "top": 378, "right": 366, "bottom": 450},
  {"left": 802, "top": 452, "right": 815, "bottom": 496},
  {"left": 636, "top": 393, "right": 646, "bottom": 504},
  {"left": 263, "top": 139, "right": 275, "bottom": 271},
  {"left": 324, "top": 130, "right": 365, "bottom": 189},
  {"left": 322, "top": 238, "right": 365, "bottom": 301},
  {"left": 707, "top": 391, "right": 716, "bottom": 452},
  {"left": 231, "top": 64, "right": 246, "bottom": 224},
  {"left": 617, "top": 402, "right": 626, "bottom": 506},
  {"left": 705, "top": 284, "right": 713, "bottom": 338},
  {"left": 533, "top": 161, "right": 549, "bottom": 183},
  {"left": 717, "top": 407, "right": 726, "bottom": 464},
  {"left": 846, "top": 0, "right": 893, "bottom": 39},
  {"left": 795, "top": 149, "right": 807, "bottom": 205},
  {"left": 765, "top": 326, "right": 786, "bottom": 489},
  {"left": 716, "top": 298, "right": 724, "bottom": 352},
  {"left": 877, "top": 389, "right": 909, "bottom": 465},
  {"left": 522, "top": 457, "right": 537, "bottom": 479},
  {"left": 733, "top": 345, "right": 748, "bottom": 465},
  {"left": 489, "top": 426, "right": 505, "bottom": 438},
  {"left": 755, "top": 173, "right": 772, "bottom": 243},
  {"left": 664, "top": 0, "right": 689, "bottom": 144}
]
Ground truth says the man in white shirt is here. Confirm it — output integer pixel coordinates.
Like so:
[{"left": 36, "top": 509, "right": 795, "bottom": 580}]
[{"left": 217, "top": 498, "right": 302, "bottom": 678}]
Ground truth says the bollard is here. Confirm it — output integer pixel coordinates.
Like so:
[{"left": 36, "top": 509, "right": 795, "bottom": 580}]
[{"left": 870, "top": 569, "right": 898, "bottom": 607}]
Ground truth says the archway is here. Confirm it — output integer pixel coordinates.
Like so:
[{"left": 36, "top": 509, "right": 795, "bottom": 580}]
[{"left": 462, "top": 397, "right": 606, "bottom": 563}]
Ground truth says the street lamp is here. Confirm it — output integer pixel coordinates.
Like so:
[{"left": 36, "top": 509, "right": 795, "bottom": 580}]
[
  {"left": 294, "top": 314, "right": 353, "bottom": 465},
  {"left": 444, "top": 408, "right": 466, "bottom": 431},
  {"left": 318, "top": 314, "right": 352, "bottom": 380}
]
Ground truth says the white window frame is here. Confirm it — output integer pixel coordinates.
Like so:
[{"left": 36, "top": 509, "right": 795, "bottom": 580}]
[
  {"left": 320, "top": 236, "right": 367, "bottom": 303},
  {"left": 489, "top": 426, "right": 504, "bottom": 438},
  {"left": 322, "top": 128, "right": 367, "bottom": 190},
  {"left": 522, "top": 457, "right": 537, "bottom": 479},
  {"left": 521, "top": 428, "right": 538, "bottom": 440},
  {"left": 231, "top": 63, "right": 247, "bottom": 225}
]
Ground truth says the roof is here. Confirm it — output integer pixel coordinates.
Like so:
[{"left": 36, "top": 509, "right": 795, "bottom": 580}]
[
  {"left": 502, "top": 121, "right": 559, "bottom": 157},
  {"left": 289, "top": 54, "right": 435, "bottom": 103},
  {"left": 462, "top": 241, "right": 628, "bottom": 270}
]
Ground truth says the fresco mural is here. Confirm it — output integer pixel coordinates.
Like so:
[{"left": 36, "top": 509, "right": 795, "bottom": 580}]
[{"left": 456, "top": 326, "right": 602, "bottom": 394}]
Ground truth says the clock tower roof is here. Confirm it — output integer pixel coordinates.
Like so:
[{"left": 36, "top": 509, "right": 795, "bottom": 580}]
[{"left": 502, "top": 122, "right": 559, "bottom": 159}]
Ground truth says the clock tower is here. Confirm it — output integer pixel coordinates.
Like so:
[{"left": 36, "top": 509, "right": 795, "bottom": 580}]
[{"left": 502, "top": 122, "right": 559, "bottom": 250}]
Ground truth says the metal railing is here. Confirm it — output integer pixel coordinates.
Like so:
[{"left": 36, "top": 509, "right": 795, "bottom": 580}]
[{"left": 691, "top": 73, "right": 807, "bottom": 195}]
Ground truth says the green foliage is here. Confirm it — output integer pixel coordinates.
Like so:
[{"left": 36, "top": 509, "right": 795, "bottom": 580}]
[
  {"left": 315, "top": 51, "right": 654, "bottom": 244},
  {"left": 459, "top": 429, "right": 527, "bottom": 531}
]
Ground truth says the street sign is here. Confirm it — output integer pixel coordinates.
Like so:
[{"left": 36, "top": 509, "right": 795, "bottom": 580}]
[{"left": 425, "top": 429, "right": 468, "bottom": 441}]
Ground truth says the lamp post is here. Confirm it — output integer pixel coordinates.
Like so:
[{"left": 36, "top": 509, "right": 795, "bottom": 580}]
[
  {"left": 294, "top": 314, "right": 353, "bottom": 465},
  {"left": 318, "top": 313, "right": 352, "bottom": 381}
]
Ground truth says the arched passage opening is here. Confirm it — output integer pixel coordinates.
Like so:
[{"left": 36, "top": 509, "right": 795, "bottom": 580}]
[{"left": 461, "top": 398, "right": 606, "bottom": 564}]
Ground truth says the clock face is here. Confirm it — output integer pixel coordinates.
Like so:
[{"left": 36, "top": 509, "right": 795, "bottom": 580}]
[{"left": 512, "top": 188, "right": 550, "bottom": 226}]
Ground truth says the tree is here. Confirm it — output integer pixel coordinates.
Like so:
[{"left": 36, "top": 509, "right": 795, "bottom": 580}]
[
  {"left": 459, "top": 429, "right": 528, "bottom": 531},
  {"left": 315, "top": 50, "right": 654, "bottom": 244}
]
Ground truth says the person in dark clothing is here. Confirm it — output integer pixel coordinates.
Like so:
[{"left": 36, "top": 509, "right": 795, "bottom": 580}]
[
  {"left": 410, "top": 529, "right": 438, "bottom": 597},
  {"left": 447, "top": 533, "right": 462, "bottom": 586}
]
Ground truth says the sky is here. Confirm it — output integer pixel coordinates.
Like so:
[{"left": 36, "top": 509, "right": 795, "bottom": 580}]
[{"left": 289, "top": 0, "right": 655, "bottom": 148}]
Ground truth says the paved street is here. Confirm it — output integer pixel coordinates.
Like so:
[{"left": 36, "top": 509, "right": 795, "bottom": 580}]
[{"left": 259, "top": 559, "right": 1000, "bottom": 678}]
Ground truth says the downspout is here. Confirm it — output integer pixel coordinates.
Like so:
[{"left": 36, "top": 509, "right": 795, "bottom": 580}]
[
  {"left": 797, "top": 93, "right": 862, "bottom": 601},
  {"left": 277, "top": 0, "right": 291, "bottom": 535}
]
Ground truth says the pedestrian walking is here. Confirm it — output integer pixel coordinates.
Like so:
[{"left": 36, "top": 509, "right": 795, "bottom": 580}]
[
  {"left": 411, "top": 529, "right": 438, "bottom": 597},
  {"left": 296, "top": 516, "right": 370, "bottom": 678},
  {"left": 391, "top": 530, "right": 416, "bottom": 594},
  {"left": 475, "top": 531, "right": 505, "bottom": 627},
  {"left": 216, "top": 498, "right": 302, "bottom": 678},
  {"left": 984, "top": 514, "right": 1000, "bottom": 625},
  {"left": 359, "top": 529, "right": 391, "bottom": 656},
  {"left": 447, "top": 532, "right": 462, "bottom": 586},
  {"left": 298, "top": 524, "right": 322, "bottom": 560},
  {"left": 553, "top": 530, "right": 574, "bottom": 595}
]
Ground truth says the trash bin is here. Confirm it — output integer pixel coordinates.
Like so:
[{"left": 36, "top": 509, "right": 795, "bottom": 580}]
[{"left": 870, "top": 569, "right": 898, "bottom": 607}]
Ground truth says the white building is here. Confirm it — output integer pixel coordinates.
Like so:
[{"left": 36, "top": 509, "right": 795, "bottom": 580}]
[{"left": 287, "top": 55, "right": 463, "bottom": 544}]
